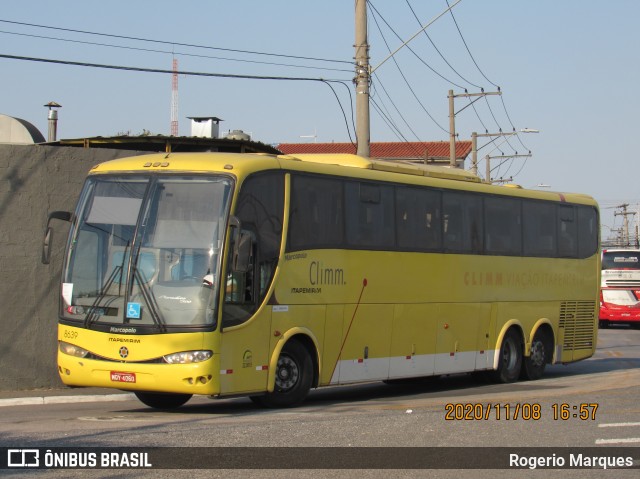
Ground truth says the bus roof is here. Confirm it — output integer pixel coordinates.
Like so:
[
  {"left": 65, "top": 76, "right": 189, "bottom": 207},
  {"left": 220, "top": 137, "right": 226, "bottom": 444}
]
[{"left": 88, "top": 152, "right": 598, "bottom": 206}]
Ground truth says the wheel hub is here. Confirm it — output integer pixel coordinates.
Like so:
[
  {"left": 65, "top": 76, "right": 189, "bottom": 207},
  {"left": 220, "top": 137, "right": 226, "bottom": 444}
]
[
  {"left": 530, "top": 340, "right": 545, "bottom": 366},
  {"left": 275, "top": 355, "right": 299, "bottom": 391}
]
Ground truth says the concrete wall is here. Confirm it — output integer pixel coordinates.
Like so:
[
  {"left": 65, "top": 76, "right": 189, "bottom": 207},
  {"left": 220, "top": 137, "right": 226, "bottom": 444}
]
[{"left": 0, "top": 144, "right": 151, "bottom": 390}]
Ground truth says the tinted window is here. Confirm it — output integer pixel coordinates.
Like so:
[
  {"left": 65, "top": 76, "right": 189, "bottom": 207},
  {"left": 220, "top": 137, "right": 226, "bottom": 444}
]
[
  {"left": 236, "top": 172, "right": 284, "bottom": 262},
  {"left": 396, "top": 187, "right": 441, "bottom": 251},
  {"left": 345, "top": 182, "right": 395, "bottom": 248},
  {"left": 558, "top": 205, "right": 578, "bottom": 257},
  {"left": 485, "top": 196, "right": 522, "bottom": 255},
  {"left": 578, "top": 206, "right": 599, "bottom": 258},
  {"left": 602, "top": 251, "right": 640, "bottom": 270},
  {"left": 443, "top": 192, "right": 483, "bottom": 253},
  {"left": 289, "top": 175, "right": 344, "bottom": 250},
  {"left": 523, "top": 201, "right": 557, "bottom": 256}
]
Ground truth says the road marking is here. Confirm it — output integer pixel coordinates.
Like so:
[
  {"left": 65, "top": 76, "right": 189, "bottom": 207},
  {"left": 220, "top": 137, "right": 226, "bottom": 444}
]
[
  {"left": 595, "top": 438, "right": 640, "bottom": 444},
  {"left": 599, "top": 422, "right": 640, "bottom": 428},
  {"left": 0, "top": 394, "right": 135, "bottom": 407}
]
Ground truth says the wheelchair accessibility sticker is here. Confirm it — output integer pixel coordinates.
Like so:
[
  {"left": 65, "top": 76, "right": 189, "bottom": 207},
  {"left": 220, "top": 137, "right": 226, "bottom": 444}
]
[{"left": 126, "top": 302, "right": 141, "bottom": 319}]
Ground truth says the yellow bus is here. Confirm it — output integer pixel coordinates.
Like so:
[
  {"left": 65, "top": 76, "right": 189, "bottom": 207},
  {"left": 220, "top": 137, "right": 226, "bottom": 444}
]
[{"left": 44, "top": 152, "right": 600, "bottom": 409}]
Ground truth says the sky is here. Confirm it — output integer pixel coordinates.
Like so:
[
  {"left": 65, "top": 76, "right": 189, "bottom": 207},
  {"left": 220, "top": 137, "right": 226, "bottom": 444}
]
[{"left": 1, "top": 0, "right": 639, "bottom": 241}]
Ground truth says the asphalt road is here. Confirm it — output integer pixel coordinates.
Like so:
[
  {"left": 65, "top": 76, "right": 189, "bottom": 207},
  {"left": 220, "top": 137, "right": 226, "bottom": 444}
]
[{"left": 1, "top": 327, "right": 639, "bottom": 479}]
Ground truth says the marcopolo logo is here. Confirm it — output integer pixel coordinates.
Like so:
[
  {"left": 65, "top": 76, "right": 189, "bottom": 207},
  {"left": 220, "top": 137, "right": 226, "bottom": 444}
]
[{"left": 7, "top": 449, "right": 40, "bottom": 468}]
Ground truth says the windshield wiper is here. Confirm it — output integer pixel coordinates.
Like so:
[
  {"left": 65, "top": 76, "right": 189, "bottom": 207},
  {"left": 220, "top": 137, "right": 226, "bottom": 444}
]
[
  {"left": 133, "top": 266, "right": 167, "bottom": 333},
  {"left": 85, "top": 240, "right": 129, "bottom": 328},
  {"left": 84, "top": 265, "right": 122, "bottom": 328}
]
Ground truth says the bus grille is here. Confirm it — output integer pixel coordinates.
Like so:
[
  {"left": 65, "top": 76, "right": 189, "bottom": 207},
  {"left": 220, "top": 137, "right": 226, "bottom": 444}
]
[
  {"left": 603, "top": 279, "right": 640, "bottom": 288},
  {"left": 559, "top": 301, "right": 596, "bottom": 350}
]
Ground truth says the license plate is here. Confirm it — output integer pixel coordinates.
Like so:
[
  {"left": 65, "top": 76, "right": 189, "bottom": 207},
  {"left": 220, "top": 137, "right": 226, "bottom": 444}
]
[{"left": 110, "top": 371, "right": 136, "bottom": 383}]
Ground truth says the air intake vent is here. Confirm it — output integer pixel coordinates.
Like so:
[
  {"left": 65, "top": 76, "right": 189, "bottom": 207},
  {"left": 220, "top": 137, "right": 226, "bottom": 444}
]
[{"left": 559, "top": 301, "right": 596, "bottom": 350}]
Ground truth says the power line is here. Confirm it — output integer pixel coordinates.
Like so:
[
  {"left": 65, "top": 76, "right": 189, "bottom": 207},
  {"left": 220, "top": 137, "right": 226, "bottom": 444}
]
[
  {"left": 442, "top": 1, "right": 531, "bottom": 159},
  {"left": 0, "top": 29, "right": 353, "bottom": 73},
  {"left": 500, "top": 95, "right": 531, "bottom": 152},
  {"left": 0, "top": 18, "right": 352, "bottom": 65},
  {"left": 0, "top": 53, "right": 355, "bottom": 140},
  {"left": 368, "top": 1, "right": 465, "bottom": 89},
  {"left": 445, "top": 0, "right": 497, "bottom": 88},
  {"left": 368, "top": 4, "right": 449, "bottom": 134},
  {"left": 371, "top": 73, "right": 426, "bottom": 142},
  {"left": 0, "top": 53, "right": 349, "bottom": 82},
  {"left": 404, "top": 0, "right": 482, "bottom": 90}
]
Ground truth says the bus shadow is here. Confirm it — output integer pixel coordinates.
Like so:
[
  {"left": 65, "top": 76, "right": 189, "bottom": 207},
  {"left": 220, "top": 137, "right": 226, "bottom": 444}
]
[{"left": 118, "top": 353, "right": 640, "bottom": 415}]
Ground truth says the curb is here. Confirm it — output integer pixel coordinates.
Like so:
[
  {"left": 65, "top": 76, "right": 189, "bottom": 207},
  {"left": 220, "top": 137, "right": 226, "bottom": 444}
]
[{"left": 0, "top": 393, "right": 136, "bottom": 407}]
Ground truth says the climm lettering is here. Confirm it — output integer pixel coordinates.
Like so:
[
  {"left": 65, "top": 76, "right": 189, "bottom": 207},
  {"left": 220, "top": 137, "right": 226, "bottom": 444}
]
[
  {"left": 309, "top": 261, "right": 345, "bottom": 286},
  {"left": 464, "top": 272, "right": 504, "bottom": 286}
]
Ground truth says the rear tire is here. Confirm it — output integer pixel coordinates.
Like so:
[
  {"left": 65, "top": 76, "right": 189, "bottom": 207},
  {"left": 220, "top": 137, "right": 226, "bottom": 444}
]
[
  {"left": 521, "top": 329, "right": 551, "bottom": 380},
  {"left": 134, "top": 392, "right": 192, "bottom": 409},
  {"left": 492, "top": 329, "right": 522, "bottom": 383},
  {"left": 257, "top": 340, "right": 313, "bottom": 408},
  {"left": 599, "top": 320, "right": 609, "bottom": 329}
]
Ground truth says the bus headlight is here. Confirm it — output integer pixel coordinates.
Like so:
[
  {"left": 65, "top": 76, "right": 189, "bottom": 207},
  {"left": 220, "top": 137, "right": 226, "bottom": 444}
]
[
  {"left": 59, "top": 341, "right": 89, "bottom": 358},
  {"left": 163, "top": 350, "right": 213, "bottom": 364}
]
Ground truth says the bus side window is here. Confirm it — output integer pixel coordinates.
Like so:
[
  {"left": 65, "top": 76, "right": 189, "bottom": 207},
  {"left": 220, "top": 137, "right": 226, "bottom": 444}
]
[
  {"left": 289, "top": 175, "right": 344, "bottom": 250},
  {"left": 577, "top": 206, "right": 598, "bottom": 258},
  {"left": 442, "top": 191, "right": 482, "bottom": 253},
  {"left": 395, "top": 187, "right": 442, "bottom": 251},
  {"left": 558, "top": 205, "right": 577, "bottom": 258},
  {"left": 345, "top": 182, "right": 394, "bottom": 248},
  {"left": 523, "top": 200, "right": 557, "bottom": 257},
  {"left": 485, "top": 196, "right": 522, "bottom": 256}
]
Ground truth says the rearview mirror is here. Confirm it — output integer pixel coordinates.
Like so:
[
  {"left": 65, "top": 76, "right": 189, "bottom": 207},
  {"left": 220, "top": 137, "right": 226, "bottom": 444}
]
[
  {"left": 233, "top": 232, "right": 253, "bottom": 273},
  {"left": 42, "top": 211, "right": 72, "bottom": 265}
]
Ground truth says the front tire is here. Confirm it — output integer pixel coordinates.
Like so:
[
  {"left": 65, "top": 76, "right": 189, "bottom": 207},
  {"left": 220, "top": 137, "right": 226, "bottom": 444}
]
[
  {"left": 521, "top": 329, "right": 551, "bottom": 380},
  {"left": 492, "top": 329, "right": 522, "bottom": 383},
  {"left": 257, "top": 340, "right": 313, "bottom": 408},
  {"left": 134, "top": 392, "right": 192, "bottom": 409}
]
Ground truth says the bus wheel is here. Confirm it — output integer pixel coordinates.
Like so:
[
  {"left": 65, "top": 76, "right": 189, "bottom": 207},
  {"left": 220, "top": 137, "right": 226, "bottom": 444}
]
[
  {"left": 134, "top": 392, "right": 192, "bottom": 409},
  {"left": 599, "top": 320, "right": 609, "bottom": 329},
  {"left": 521, "top": 329, "right": 550, "bottom": 380},
  {"left": 259, "top": 340, "right": 313, "bottom": 408},
  {"left": 492, "top": 329, "right": 522, "bottom": 383}
]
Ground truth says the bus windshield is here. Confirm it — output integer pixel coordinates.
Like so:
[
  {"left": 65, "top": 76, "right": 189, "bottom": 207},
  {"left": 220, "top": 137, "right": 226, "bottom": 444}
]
[
  {"left": 62, "top": 175, "right": 233, "bottom": 331},
  {"left": 602, "top": 250, "right": 640, "bottom": 270}
]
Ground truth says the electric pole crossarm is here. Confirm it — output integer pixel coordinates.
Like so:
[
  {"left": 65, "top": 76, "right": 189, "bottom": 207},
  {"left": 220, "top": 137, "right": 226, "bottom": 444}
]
[
  {"left": 448, "top": 89, "right": 501, "bottom": 168},
  {"left": 485, "top": 153, "right": 532, "bottom": 182}
]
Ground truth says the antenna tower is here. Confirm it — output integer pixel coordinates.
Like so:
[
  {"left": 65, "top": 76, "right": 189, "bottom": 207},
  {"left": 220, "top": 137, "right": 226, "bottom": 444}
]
[{"left": 170, "top": 57, "right": 179, "bottom": 136}]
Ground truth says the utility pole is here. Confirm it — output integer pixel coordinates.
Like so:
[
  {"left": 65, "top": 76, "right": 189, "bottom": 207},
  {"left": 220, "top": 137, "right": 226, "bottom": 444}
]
[
  {"left": 170, "top": 57, "right": 179, "bottom": 136},
  {"left": 359, "top": 0, "right": 462, "bottom": 159},
  {"left": 448, "top": 90, "right": 501, "bottom": 167},
  {"left": 471, "top": 129, "right": 538, "bottom": 176},
  {"left": 614, "top": 203, "right": 636, "bottom": 247},
  {"left": 354, "top": 0, "right": 370, "bottom": 157}
]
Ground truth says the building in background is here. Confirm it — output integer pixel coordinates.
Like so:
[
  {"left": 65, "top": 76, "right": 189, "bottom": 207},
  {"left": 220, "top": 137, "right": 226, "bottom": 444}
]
[{"left": 277, "top": 141, "right": 472, "bottom": 168}]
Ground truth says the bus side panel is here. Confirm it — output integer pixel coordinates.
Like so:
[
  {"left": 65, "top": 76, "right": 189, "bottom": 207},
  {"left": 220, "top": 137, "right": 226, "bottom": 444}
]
[
  {"left": 218, "top": 309, "right": 272, "bottom": 396},
  {"left": 434, "top": 303, "right": 491, "bottom": 375},
  {"left": 269, "top": 304, "right": 326, "bottom": 369},
  {"left": 320, "top": 304, "right": 344, "bottom": 385},
  {"left": 331, "top": 304, "right": 393, "bottom": 384},
  {"left": 388, "top": 304, "right": 437, "bottom": 378}
]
